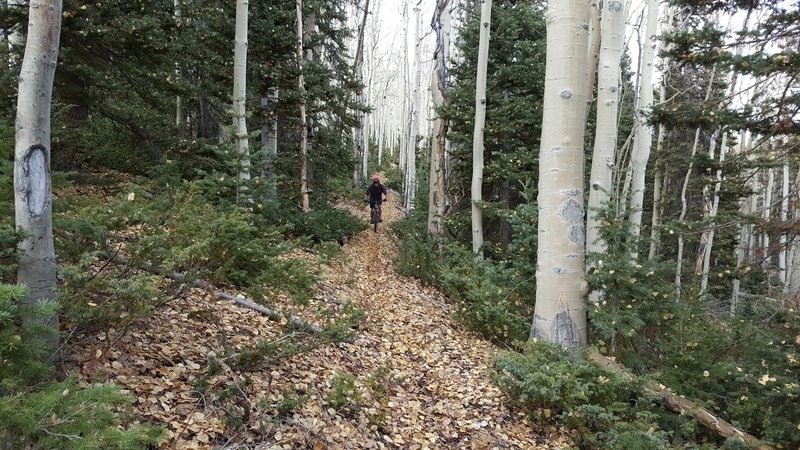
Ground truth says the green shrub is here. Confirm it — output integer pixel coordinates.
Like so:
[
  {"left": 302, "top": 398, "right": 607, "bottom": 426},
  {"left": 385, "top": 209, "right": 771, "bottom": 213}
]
[
  {"left": 494, "top": 340, "right": 673, "bottom": 449},
  {"left": 283, "top": 203, "right": 367, "bottom": 244}
]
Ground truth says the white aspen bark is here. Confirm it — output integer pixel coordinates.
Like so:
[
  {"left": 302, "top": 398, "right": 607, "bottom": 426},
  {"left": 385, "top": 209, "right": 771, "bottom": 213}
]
[
  {"left": 14, "top": 0, "right": 62, "bottom": 352},
  {"left": 626, "top": 0, "right": 659, "bottom": 258},
  {"left": 353, "top": 0, "right": 370, "bottom": 187},
  {"left": 260, "top": 89, "right": 278, "bottom": 201},
  {"left": 586, "top": 0, "right": 627, "bottom": 261},
  {"left": 696, "top": 130, "right": 720, "bottom": 275},
  {"left": 233, "top": 0, "right": 250, "bottom": 204},
  {"left": 175, "top": 0, "right": 185, "bottom": 138},
  {"left": 648, "top": 167, "right": 664, "bottom": 259},
  {"left": 700, "top": 132, "right": 727, "bottom": 294},
  {"left": 584, "top": 0, "right": 601, "bottom": 121},
  {"left": 648, "top": 8, "right": 673, "bottom": 260},
  {"left": 787, "top": 168, "right": 800, "bottom": 293},
  {"left": 471, "top": 0, "right": 491, "bottom": 257},
  {"left": 675, "top": 65, "right": 717, "bottom": 301},
  {"left": 779, "top": 162, "right": 789, "bottom": 285},
  {"left": 405, "top": 5, "right": 422, "bottom": 213},
  {"left": 530, "top": 0, "right": 590, "bottom": 348},
  {"left": 398, "top": 4, "right": 409, "bottom": 176},
  {"left": 296, "top": 0, "right": 310, "bottom": 212},
  {"left": 763, "top": 168, "right": 774, "bottom": 268},
  {"left": 428, "top": 0, "right": 451, "bottom": 238}
]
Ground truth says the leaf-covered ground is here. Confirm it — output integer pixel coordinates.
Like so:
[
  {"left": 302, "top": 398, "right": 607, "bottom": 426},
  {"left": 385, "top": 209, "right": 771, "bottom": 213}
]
[{"left": 64, "top": 188, "right": 565, "bottom": 449}]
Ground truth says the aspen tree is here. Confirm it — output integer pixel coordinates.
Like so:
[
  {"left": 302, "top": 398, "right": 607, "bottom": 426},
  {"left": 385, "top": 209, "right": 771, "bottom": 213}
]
[
  {"left": 429, "top": 0, "right": 451, "bottom": 237},
  {"left": 779, "top": 160, "right": 789, "bottom": 285},
  {"left": 405, "top": 4, "right": 422, "bottom": 213},
  {"left": 233, "top": 0, "right": 251, "bottom": 204},
  {"left": 586, "top": 0, "right": 627, "bottom": 265},
  {"left": 260, "top": 89, "right": 278, "bottom": 201},
  {"left": 296, "top": 0, "right": 310, "bottom": 212},
  {"left": 530, "top": 0, "right": 590, "bottom": 347},
  {"left": 175, "top": 0, "right": 185, "bottom": 138},
  {"left": 470, "top": 0, "right": 491, "bottom": 258},
  {"left": 14, "top": 0, "right": 63, "bottom": 351},
  {"left": 675, "top": 65, "right": 717, "bottom": 301},
  {"left": 353, "top": 0, "right": 370, "bottom": 187},
  {"left": 627, "top": 0, "right": 659, "bottom": 256}
]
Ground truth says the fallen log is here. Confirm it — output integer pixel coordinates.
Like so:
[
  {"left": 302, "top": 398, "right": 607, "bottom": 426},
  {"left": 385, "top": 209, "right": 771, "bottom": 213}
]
[
  {"left": 589, "top": 352, "right": 772, "bottom": 450},
  {"left": 104, "top": 253, "right": 355, "bottom": 343}
]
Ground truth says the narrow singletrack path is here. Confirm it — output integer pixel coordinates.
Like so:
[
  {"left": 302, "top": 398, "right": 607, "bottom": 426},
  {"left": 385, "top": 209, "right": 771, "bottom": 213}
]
[{"left": 64, "top": 183, "right": 563, "bottom": 449}]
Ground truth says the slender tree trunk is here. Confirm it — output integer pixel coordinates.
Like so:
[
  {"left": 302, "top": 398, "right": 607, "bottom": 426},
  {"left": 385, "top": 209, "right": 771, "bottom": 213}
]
[
  {"left": 787, "top": 168, "right": 800, "bottom": 293},
  {"left": 470, "top": 0, "right": 491, "bottom": 258},
  {"left": 14, "top": 0, "right": 63, "bottom": 353},
  {"left": 233, "top": 0, "right": 250, "bottom": 205},
  {"left": 675, "top": 65, "right": 717, "bottom": 301},
  {"left": 696, "top": 130, "right": 720, "bottom": 274},
  {"left": 700, "top": 131, "right": 727, "bottom": 294},
  {"left": 428, "top": 0, "right": 451, "bottom": 238},
  {"left": 763, "top": 168, "right": 774, "bottom": 269},
  {"left": 626, "top": 0, "right": 659, "bottom": 258},
  {"left": 530, "top": 0, "right": 590, "bottom": 348},
  {"left": 779, "top": 161, "right": 789, "bottom": 286},
  {"left": 174, "top": 0, "right": 185, "bottom": 139},
  {"left": 353, "top": 0, "right": 371, "bottom": 188},
  {"left": 586, "top": 0, "right": 627, "bottom": 264},
  {"left": 260, "top": 89, "right": 278, "bottom": 201},
  {"left": 584, "top": 0, "right": 601, "bottom": 121},
  {"left": 296, "top": 0, "right": 310, "bottom": 212},
  {"left": 648, "top": 166, "right": 664, "bottom": 259},
  {"left": 405, "top": 5, "right": 422, "bottom": 213}
]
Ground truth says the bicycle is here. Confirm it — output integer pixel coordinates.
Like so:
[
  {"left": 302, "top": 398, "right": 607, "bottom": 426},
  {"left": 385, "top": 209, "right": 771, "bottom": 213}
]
[{"left": 366, "top": 199, "right": 386, "bottom": 233}]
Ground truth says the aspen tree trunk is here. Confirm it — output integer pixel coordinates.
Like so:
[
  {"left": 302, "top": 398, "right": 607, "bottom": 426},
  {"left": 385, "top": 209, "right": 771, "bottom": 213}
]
[
  {"left": 175, "top": 0, "right": 185, "bottom": 138},
  {"left": 399, "top": 3, "right": 409, "bottom": 178},
  {"left": 584, "top": 0, "right": 600, "bottom": 121},
  {"left": 763, "top": 168, "right": 774, "bottom": 269},
  {"left": 471, "top": 0, "right": 491, "bottom": 258},
  {"left": 260, "top": 89, "right": 278, "bottom": 201},
  {"left": 296, "top": 0, "right": 310, "bottom": 212},
  {"left": 696, "top": 130, "right": 720, "bottom": 275},
  {"left": 530, "top": 0, "right": 590, "bottom": 347},
  {"left": 787, "top": 169, "right": 800, "bottom": 293},
  {"left": 648, "top": 8, "right": 674, "bottom": 260},
  {"left": 626, "top": 0, "right": 659, "bottom": 257},
  {"left": 675, "top": 65, "right": 717, "bottom": 301},
  {"left": 14, "top": 0, "right": 62, "bottom": 352},
  {"left": 428, "top": 0, "right": 451, "bottom": 238},
  {"left": 586, "top": 0, "right": 627, "bottom": 262},
  {"left": 700, "top": 132, "right": 727, "bottom": 294},
  {"left": 405, "top": 4, "right": 422, "bottom": 213},
  {"left": 779, "top": 162, "right": 788, "bottom": 285},
  {"left": 233, "top": 0, "right": 250, "bottom": 204},
  {"left": 353, "top": 0, "right": 370, "bottom": 188}
]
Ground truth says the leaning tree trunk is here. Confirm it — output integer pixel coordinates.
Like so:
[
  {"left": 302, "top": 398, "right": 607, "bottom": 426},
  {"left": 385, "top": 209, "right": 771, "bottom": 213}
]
[
  {"left": 14, "top": 0, "right": 63, "bottom": 353},
  {"left": 530, "top": 0, "right": 590, "bottom": 348},
  {"left": 470, "top": 0, "right": 491, "bottom": 258},
  {"left": 586, "top": 0, "right": 627, "bottom": 268},
  {"left": 296, "top": 0, "right": 310, "bottom": 212},
  {"left": 428, "top": 0, "right": 451, "bottom": 238},
  {"left": 233, "top": 0, "right": 250, "bottom": 205},
  {"left": 626, "top": 0, "right": 659, "bottom": 259}
]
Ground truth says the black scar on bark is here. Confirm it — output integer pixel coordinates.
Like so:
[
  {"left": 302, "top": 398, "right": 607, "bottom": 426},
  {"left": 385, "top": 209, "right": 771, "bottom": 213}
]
[{"left": 21, "top": 144, "right": 50, "bottom": 217}]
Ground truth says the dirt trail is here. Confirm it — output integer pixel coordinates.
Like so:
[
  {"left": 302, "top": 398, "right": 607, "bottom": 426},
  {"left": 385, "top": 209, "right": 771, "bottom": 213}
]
[
  {"left": 65, "top": 186, "right": 562, "bottom": 449},
  {"left": 297, "top": 188, "right": 559, "bottom": 449}
]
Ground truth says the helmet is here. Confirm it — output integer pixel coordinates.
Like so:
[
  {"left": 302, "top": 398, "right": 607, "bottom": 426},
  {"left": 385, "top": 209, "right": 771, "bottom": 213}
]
[{"left": 372, "top": 177, "right": 380, "bottom": 183}]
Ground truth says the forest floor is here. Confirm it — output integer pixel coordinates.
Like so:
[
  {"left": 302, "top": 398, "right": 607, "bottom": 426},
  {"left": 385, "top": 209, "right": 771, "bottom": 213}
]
[{"left": 63, "top": 184, "right": 567, "bottom": 449}]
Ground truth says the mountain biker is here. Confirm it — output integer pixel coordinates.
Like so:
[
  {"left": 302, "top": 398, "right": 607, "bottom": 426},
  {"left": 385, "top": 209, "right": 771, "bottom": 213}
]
[{"left": 364, "top": 177, "right": 388, "bottom": 222}]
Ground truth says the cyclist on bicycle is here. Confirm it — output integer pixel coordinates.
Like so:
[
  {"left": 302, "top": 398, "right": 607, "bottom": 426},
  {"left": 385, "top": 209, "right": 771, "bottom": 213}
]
[{"left": 364, "top": 177, "right": 388, "bottom": 222}]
